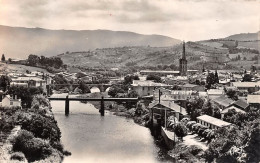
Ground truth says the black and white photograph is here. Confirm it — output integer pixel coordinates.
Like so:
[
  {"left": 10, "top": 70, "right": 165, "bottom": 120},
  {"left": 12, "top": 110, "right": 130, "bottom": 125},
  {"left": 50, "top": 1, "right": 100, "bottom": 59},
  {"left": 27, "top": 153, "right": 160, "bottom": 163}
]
[{"left": 0, "top": 0, "right": 259, "bottom": 162}]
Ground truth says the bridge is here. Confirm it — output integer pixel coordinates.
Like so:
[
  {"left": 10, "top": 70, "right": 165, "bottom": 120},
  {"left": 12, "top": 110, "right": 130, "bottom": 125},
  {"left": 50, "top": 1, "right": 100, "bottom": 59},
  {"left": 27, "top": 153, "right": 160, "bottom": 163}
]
[
  {"left": 47, "top": 83, "right": 112, "bottom": 93},
  {"left": 48, "top": 94, "right": 139, "bottom": 116}
]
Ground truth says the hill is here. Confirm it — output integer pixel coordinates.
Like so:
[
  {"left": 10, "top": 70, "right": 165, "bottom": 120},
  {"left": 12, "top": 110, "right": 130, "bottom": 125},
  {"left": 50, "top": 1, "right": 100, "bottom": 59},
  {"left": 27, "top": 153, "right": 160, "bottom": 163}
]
[
  {"left": 0, "top": 25, "right": 181, "bottom": 59},
  {"left": 224, "top": 32, "right": 260, "bottom": 41}
]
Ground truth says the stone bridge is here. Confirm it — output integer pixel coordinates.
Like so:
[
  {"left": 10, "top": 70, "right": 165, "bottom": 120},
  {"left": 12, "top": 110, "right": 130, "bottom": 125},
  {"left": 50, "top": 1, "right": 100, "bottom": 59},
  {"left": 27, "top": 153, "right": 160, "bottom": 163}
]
[{"left": 48, "top": 84, "right": 112, "bottom": 93}]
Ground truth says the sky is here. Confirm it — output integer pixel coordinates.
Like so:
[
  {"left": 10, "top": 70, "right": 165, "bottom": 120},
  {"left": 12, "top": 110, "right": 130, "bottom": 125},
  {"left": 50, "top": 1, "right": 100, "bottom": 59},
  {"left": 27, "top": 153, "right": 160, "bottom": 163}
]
[{"left": 0, "top": 0, "right": 259, "bottom": 41}]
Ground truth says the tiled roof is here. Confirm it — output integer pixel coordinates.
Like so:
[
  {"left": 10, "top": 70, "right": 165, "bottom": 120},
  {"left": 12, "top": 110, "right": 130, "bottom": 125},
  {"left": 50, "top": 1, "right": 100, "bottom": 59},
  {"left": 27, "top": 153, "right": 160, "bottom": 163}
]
[
  {"left": 221, "top": 106, "right": 246, "bottom": 114},
  {"left": 232, "top": 99, "right": 249, "bottom": 109},
  {"left": 197, "top": 115, "right": 231, "bottom": 127},
  {"left": 212, "top": 95, "right": 234, "bottom": 107},
  {"left": 149, "top": 100, "right": 187, "bottom": 115}
]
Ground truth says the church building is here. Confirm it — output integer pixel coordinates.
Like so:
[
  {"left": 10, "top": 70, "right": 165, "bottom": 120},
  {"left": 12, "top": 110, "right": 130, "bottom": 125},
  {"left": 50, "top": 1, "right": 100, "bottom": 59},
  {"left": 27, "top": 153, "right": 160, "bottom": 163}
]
[{"left": 179, "top": 42, "right": 188, "bottom": 76}]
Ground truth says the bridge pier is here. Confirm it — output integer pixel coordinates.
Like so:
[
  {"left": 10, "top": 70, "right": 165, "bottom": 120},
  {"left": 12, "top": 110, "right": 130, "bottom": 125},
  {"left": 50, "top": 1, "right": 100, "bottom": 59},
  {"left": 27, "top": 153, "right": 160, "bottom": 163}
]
[
  {"left": 65, "top": 95, "right": 70, "bottom": 116},
  {"left": 100, "top": 96, "right": 104, "bottom": 116}
]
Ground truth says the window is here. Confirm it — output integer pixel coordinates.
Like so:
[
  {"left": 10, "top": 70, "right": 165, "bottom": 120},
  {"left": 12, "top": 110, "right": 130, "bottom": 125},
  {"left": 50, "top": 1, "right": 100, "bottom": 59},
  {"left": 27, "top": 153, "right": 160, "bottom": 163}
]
[{"left": 10, "top": 102, "right": 13, "bottom": 105}]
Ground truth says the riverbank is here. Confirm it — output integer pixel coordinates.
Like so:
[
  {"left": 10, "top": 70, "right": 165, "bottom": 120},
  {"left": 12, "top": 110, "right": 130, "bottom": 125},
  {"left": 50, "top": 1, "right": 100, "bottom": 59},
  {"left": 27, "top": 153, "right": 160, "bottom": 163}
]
[{"left": 0, "top": 95, "right": 69, "bottom": 163}]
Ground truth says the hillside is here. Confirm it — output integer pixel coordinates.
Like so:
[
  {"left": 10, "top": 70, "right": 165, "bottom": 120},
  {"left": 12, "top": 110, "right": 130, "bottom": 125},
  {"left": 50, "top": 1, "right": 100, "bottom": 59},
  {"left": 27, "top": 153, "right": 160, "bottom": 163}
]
[
  {"left": 0, "top": 25, "right": 181, "bottom": 59},
  {"left": 59, "top": 41, "right": 232, "bottom": 70},
  {"left": 224, "top": 32, "right": 260, "bottom": 41}
]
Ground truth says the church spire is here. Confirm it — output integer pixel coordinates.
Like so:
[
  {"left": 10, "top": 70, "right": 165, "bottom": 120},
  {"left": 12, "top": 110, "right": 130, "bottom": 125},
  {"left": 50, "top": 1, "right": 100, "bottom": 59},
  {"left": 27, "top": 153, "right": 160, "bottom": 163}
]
[{"left": 182, "top": 41, "right": 186, "bottom": 59}]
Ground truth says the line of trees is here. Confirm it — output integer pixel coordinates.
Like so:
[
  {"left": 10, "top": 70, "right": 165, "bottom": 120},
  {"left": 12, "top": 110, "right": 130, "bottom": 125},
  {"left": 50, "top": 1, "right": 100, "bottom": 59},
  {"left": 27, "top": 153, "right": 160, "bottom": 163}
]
[{"left": 27, "top": 54, "right": 64, "bottom": 69}]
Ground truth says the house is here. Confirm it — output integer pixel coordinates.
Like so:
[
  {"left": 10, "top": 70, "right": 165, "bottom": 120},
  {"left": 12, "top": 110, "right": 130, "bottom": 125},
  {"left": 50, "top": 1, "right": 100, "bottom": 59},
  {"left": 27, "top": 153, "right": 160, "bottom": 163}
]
[
  {"left": 212, "top": 95, "right": 234, "bottom": 110},
  {"left": 247, "top": 95, "right": 260, "bottom": 109},
  {"left": 230, "top": 99, "right": 249, "bottom": 110},
  {"left": 181, "top": 83, "right": 204, "bottom": 91},
  {"left": 11, "top": 77, "right": 47, "bottom": 92},
  {"left": 0, "top": 95, "right": 21, "bottom": 108},
  {"left": 149, "top": 100, "right": 187, "bottom": 121},
  {"left": 221, "top": 106, "right": 246, "bottom": 119},
  {"left": 231, "top": 81, "right": 260, "bottom": 93},
  {"left": 131, "top": 80, "right": 171, "bottom": 97},
  {"left": 207, "top": 89, "right": 225, "bottom": 99},
  {"left": 197, "top": 115, "right": 232, "bottom": 129}
]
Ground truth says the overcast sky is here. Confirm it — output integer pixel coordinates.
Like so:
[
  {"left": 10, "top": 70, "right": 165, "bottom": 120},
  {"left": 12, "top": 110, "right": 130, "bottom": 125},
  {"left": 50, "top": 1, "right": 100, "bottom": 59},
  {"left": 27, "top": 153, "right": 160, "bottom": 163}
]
[{"left": 0, "top": 0, "right": 259, "bottom": 41}]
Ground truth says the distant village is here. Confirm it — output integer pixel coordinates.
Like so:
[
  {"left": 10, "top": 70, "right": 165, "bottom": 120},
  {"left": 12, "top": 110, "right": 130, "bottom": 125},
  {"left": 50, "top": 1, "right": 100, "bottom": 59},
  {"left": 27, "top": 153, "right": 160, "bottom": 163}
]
[{"left": 0, "top": 42, "right": 260, "bottom": 162}]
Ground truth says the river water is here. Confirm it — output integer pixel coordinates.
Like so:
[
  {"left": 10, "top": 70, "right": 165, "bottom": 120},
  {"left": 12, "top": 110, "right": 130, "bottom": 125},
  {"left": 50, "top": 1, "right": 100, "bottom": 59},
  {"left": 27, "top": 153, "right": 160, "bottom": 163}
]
[{"left": 51, "top": 100, "right": 172, "bottom": 163}]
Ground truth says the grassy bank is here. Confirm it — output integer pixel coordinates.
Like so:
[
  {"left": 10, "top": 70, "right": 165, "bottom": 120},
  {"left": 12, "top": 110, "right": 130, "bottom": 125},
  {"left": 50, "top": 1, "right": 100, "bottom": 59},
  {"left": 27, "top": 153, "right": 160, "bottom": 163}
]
[{"left": 0, "top": 95, "right": 70, "bottom": 163}]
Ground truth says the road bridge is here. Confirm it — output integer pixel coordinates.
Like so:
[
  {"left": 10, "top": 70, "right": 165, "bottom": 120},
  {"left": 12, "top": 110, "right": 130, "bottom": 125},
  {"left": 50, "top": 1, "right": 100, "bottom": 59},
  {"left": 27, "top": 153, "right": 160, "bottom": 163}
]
[{"left": 48, "top": 95, "right": 139, "bottom": 116}]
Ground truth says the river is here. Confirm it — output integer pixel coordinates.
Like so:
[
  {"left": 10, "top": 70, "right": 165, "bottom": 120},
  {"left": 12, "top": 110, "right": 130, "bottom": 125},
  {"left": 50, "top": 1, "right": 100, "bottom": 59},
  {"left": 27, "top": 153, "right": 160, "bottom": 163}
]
[{"left": 51, "top": 100, "right": 173, "bottom": 163}]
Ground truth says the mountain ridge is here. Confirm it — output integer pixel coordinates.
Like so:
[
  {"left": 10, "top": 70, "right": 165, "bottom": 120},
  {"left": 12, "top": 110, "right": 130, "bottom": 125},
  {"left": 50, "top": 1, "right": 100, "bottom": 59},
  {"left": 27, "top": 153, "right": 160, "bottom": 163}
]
[{"left": 0, "top": 25, "right": 181, "bottom": 59}]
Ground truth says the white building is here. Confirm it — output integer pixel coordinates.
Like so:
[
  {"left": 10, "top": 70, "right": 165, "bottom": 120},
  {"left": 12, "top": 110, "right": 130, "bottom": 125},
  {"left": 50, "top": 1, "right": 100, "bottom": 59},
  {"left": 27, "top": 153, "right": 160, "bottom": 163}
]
[
  {"left": 0, "top": 95, "right": 21, "bottom": 108},
  {"left": 11, "top": 77, "right": 47, "bottom": 92},
  {"left": 131, "top": 80, "right": 171, "bottom": 97},
  {"left": 197, "top": 115, "right": 232, "bottom": 129}
]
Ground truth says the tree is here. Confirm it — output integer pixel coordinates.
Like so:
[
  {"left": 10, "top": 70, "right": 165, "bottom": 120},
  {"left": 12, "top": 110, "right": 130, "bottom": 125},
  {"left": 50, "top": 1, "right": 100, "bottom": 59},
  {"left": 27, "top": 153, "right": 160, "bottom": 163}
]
[
  {"left": 8, "top": 86, "right": 43, "bottom": 108},
  {"left": 174, "top": 123, "right": 188, "bottom": 141},
  {"left": 206, "top": 73, "right": 216, "bottom": 89},
  {"left": 78, "top": 81, "right": 90, "bottom": 94},
  {"left": 242, "top": 74, "right": 253, "bottom": 82},
  {"left": 28, "top": 54, "right": 40, "bottom": 66},
  {"left": 1, "top": 54, "right": 5, "bottom": 62},
  {"left": 214, "top": 70, "right": 219, "bottom": 84},
  {"left": 202, "top": 100, "right": 214, "bottom": 116},
  {"left": 0, "top": 75, "right": 11, "bottom": 91},
  {"left": 124, "top": 75, "right": 139, "bottom": 85},
  {"left": 108, "top": 85, "right": 125, "bottom": 97},
  {"left": 226, "top": 89, "right": 238, "bottom": 100},
  {"left": 127, "top": 90, "right": 138, "bottom": 98},
  {"left": 186, "top": 97, "right": 204, "bottom": 121},
  {"left": 146, "top": 74, "right": 161, "bottom": 83}
]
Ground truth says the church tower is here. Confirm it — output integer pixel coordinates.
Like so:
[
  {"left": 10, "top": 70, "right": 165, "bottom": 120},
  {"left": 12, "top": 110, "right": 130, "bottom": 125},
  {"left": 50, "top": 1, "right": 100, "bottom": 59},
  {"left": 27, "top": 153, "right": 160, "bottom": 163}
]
[{"left": 179, "top": 41, "right": 187, "bottom": 76}]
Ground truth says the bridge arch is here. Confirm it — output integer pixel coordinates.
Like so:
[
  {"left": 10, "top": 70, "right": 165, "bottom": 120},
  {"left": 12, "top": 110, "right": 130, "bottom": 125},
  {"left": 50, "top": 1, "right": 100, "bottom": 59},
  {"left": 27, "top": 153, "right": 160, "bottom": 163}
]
[
  {"left": 105, "top": 87, "right": 111, "bottom": 92},
  {"left": 90, "top": 86, "right": 101, "bottom": 93}
]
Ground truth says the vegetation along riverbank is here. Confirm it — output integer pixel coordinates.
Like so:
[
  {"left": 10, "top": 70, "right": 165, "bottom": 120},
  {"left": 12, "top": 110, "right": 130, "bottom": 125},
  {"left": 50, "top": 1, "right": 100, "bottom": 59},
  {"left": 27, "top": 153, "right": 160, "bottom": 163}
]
[{"left": 0, "top": 94, "right": 70, "bottom": 163}]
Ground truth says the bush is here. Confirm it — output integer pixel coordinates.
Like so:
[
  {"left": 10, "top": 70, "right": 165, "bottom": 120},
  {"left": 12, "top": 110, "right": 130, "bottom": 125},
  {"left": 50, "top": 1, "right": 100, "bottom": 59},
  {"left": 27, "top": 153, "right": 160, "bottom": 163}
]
[
  {"left": 191, "top": 123, "right": 202, "bottom": 133},
  {"left": 10, "top": 152, "right": 26, "bottom": 161},
  {"left": 20, "top": 114, "right": 61, "bottom": 143},
  {"left": 12, "top": 130, "right": 34, "bottom": 152},
  {"left": 198, "top": 126, "right": 208, "bottom": 137},
  {"left": 189, "top": 145, "right": 203, "bottom": 156},
  {"left": 12, "top": 130, "right": 52, "bottom": 162},
  {"left": 186, "top": 121, "right": 196, "bottom": 131},
  {"left": 23, "top": 138, "right": 52, "bottom": 161}
]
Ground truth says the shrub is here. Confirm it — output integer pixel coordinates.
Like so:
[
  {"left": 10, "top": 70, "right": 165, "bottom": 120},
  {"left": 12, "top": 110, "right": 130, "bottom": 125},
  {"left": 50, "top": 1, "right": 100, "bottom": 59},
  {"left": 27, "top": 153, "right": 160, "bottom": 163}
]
[
  {"left": 12, "top": 130, "right": 52, "bottom": 162},
  {"left": 23, "top": 138, "right": 52, "bottom": 161},
  {"left": 191, "top": 123, "right": 202, "bottom": 133},
  {"left": 198, "top": 126, "right": 208, "bottom": 137},
  {"left": 10, "top": 152, "right": 26, "bottom": 161},
  {"left": 186, "top": 121, "right": 196, "bottom": 131},
  {"left": 12, "top": 130, "right": 34, "bottom": 152},
  {"left": 20, "top": 114, "right": 61, "bottom": 142},
  {"left": 189, "top": 145, "right": 203, "bottom": 156}
]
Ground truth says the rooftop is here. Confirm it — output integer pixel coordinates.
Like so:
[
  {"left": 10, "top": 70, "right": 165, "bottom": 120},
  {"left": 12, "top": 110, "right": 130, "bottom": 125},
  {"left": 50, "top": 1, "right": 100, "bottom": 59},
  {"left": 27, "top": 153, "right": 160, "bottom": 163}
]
[
  {"left": 197, "top": 115, "right": 232, "bottom": 127},
  {"left": 12, "top": 77, "right": 45, "bottom": 82},
  {"left": 232, "top": 99, "right": 249, "bottom": 109},
  {"left": 207, "top": 89, "right": 224, "bottom": 95},
  {"left": 247, "top": 95, "right": 260, "bottom": 104},
  {"left": 212, "top": 95, "right": 234, "bottom": 107},
  {"left": 232, "top": 81, "right": 260, "bottom": 88},
  {"left": 149, "top": 100, "right": 187, "bottom": 115},
  {"left": 132, "top": 80, "right": 169, "bottom": 87},
  {"left": 221, "top": 106, "right": 246, "bottom": 114}
]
